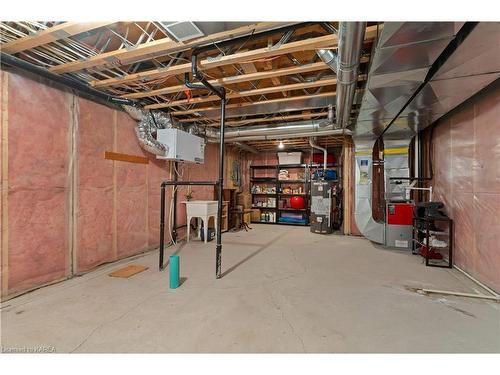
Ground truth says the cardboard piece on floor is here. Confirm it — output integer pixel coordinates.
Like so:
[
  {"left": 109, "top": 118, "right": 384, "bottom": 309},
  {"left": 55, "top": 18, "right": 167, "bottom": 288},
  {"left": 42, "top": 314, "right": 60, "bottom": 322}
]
[{"left": 108, "top": 265, "right": 148, "bottom": 278}]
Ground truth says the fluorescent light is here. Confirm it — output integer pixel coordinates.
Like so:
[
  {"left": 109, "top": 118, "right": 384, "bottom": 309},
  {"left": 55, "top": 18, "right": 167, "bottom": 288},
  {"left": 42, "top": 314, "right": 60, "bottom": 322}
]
[{"left": 278, "top": 141, "right": 285, "bottom": 149}]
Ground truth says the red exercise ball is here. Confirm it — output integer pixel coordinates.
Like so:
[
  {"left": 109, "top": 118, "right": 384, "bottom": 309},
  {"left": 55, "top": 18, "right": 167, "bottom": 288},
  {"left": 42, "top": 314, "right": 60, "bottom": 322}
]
[{"left": 290, "top": 196, "right": 305, "bottom": 209}]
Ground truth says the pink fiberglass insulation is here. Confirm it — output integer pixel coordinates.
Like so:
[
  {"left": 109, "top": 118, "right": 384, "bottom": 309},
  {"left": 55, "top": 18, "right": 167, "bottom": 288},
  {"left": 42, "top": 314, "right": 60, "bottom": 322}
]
[
  {"left": 6, "top": 72, "right": 70, "bottom": 293},
  {"left": 431, "top": 85, "right": 500, "bottom": 292},
  {"left": 115, "top": 110, "right": 148, "bottom": 258},
  {"left": 148, "top": 158, "right": 169, "bottom": 248},
  {"left": 1, "top": 71, "right": 230, "bottom": 296},
  {"left": 76, "top": 97, "right": 115, "bottom": 272}
]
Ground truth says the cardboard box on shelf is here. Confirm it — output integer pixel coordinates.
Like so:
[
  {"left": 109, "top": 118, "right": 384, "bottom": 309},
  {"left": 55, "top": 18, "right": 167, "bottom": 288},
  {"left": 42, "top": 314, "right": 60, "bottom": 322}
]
[
  {"left": 237, "top": 192, "right": 252, "bottom": 208},
  {"left": 251, "top": 209, "right": 261, "bottom": 221}
]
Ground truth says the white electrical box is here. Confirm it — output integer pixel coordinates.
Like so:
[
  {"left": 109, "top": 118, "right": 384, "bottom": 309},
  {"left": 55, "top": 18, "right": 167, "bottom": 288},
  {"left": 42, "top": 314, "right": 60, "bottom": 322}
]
[{"left": 156, "top": 128, "right": 205, "bottom": 164}]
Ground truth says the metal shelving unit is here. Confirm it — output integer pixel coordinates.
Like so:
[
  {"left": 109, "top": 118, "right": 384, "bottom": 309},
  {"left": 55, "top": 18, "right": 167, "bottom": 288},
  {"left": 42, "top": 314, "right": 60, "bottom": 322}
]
[
  {"left": 412, "top": 216, "right": 453, "bottom": 268},
  {"left": 250, "top": 162, "right": 342, "bottom": 226}
]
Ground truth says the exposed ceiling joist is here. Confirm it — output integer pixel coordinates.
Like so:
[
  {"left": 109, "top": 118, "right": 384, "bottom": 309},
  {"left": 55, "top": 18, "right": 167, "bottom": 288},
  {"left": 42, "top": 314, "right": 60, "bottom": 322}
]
[
  {"left": 144, "top": 77, "right": 338, "bottom": 109},
  {"left": 120, "top": 61, "right": 330, "bottom": 99},
  {"left": 170, "top": 91, "right": 336, "bottom": 116},
  {"left": 195, "top": 111, "right": 329, "bottom": 126},
  {"left": 1, "top": 22, "right": 114, "bottom": 54},
  {"left": 49, "top": 22, "right": 289, "bottom": 74},
  {"left": 89, "top": 32, "right": 348, "bottom": 88}
]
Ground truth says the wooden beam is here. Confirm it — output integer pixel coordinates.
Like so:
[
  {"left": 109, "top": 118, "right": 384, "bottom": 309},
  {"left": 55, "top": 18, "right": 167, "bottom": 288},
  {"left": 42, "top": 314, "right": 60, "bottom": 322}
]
[
  {"left": 169, "top": 91, "right": 336, "bottom": 116},
  {"left": 1, "top": 22, "right": 113, "bottom": 54},
  {"left": 49, "top": 22, "right": 289, "bottom": 74},
  {"left": 104, "top": 151, "right": 149, "bottom": 164},
  {"left": 239, "top": 62, "right": 258, "bottom": 74},
  {"left": 144, "top": 77, "right": 337, "bottom": 109},
  {"left": 89, "top": 32, "right": 346, "bottom": 88},
  {"left": 222, "top": 111, "right": 329, "bottom": 126},
  {"left": 121, "top": 61, "right": 329, "bottom": 99}
]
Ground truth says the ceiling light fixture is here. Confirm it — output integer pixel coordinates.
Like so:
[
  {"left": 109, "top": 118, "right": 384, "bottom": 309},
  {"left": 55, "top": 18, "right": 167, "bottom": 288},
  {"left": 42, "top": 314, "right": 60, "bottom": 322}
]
[{"left": 278, "top": 141, "right": 285, "bottom": 149}]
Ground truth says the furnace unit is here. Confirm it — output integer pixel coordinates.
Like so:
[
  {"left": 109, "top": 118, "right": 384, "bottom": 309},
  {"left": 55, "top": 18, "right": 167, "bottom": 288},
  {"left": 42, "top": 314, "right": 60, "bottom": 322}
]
[{"left": 385, "top": 202, "right": 414, "bottom": 250}]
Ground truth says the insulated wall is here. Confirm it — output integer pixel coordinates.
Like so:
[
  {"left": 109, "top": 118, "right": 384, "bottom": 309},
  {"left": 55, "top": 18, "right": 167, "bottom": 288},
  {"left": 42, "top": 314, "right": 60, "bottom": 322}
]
[
  {"left": 0, "top": 70, "right": 232, "bottom": 298},
  {"left": 1, "top": 71, "right": 71, "bottom": 296},
  {"left": 427, "top": 83, "right": 500, "bottom": 292}
]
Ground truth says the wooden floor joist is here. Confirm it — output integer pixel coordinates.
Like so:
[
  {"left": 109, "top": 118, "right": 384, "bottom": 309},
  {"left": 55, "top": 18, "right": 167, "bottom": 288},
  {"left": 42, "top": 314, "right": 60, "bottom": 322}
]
[
  {"left": 90, "top": 34, "right": 342, "bottom": 88},
  {"left": 144, "top": 78, "right": 338, "bottom": 109},
  {"left": 49, "top": 22, "right": 289, "bottom": 74},
  {"left": 1, "top": 22, "right": 113, "bottom": 54},
  {"left": 120, "top": 62, "right": 329, "bottom": 99},
  {"left": 169, "top": 91, "right": 337, "bottom": 116},
  {"left": 90, "top": 25, "right": 377, "bottom": 89}
]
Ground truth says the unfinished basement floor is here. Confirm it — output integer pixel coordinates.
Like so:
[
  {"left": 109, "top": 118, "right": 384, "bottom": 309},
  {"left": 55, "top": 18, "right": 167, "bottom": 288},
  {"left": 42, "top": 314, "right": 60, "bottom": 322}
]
[{"left": 1, "top": 225, "right": 499, "bottom": 353}]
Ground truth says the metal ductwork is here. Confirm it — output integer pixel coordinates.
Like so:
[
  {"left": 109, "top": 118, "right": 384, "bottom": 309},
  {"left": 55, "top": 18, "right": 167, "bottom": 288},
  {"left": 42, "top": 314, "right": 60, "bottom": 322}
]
[
  {"left": 317, "top": 22, "right": 367, "bottom": 128},
  {"left": 204, "top": 119, "right": 351, "bottom": 143},
  {"left": 123, "top": 105, "right": 175, "bottom": 156},
  {"left": 351, "top": 22, "right": 462, "bottom": 243},
  {"left": 350, "top": 22, "right": 497, "bottom": 245}
]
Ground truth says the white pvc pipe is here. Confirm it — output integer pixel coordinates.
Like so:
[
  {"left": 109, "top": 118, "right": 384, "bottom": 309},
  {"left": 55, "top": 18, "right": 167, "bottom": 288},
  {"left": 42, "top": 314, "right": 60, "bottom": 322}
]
[
  {"left": 453, "top": 265, "right": 500, "bottom": 297},
  {"left": 418, "top": 288, "right": 500, "bottom": 302},
  {"left": 309, "top": 138, "right": 327, "bottom": 170}
]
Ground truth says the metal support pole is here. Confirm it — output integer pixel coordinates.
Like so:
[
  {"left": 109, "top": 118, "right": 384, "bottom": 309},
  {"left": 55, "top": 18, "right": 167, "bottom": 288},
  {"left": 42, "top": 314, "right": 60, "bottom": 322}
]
[
  {"left": 185, "top": 51, "right": 227, "bottom": 279},
  {"left": 159, "top": 184, "right": 166, "bottom": 270},
  {"left": 215, "top": 93, "right": 226, "bottom": 279},
  {"left": 172, "top": 161, "right": 178, "bottom": 242}
]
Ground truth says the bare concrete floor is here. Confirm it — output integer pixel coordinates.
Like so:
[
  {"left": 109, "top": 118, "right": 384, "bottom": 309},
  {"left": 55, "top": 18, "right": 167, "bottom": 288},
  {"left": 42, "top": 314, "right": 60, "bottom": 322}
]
[{"left": 1, "top": 225, "right": 499, "bottom": 353}]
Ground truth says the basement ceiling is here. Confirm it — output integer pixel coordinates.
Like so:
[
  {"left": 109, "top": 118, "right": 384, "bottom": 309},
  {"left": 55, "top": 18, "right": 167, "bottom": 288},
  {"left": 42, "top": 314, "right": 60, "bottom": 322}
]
[{"left": 0, "top": 21, "right": 380, "bottom": 151}]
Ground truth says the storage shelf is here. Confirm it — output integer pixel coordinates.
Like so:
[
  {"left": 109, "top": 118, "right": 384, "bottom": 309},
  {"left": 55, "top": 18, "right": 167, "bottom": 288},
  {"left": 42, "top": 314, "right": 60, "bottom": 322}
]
[
  {"left": 277, "top": 221, "right": 309, "bottom": 226},
  {"left": 251, "top": 193, "right": 277, "bottom": 196},
  {"left": 251, "top": 206, "right": 277, "bottom": 210},
  {"left": 251, "top": 178, "right": 277, "bottom": 182},
  {"left": 279, "top": 193, "right": 307, "bottom": 196},
  {"left": 416, "top": 229, "right": 449, "bottom": 235},
  {"left": 249, "top": 165, "right": 277, "bottom": 169},
  {"left": 278, "top": 180, "right": 307, "bottom": 183}
]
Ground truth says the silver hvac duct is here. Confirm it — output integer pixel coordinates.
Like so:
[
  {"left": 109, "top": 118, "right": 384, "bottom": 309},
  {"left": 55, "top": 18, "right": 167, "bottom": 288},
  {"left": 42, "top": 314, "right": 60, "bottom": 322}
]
[
  {"left": 206, "top": 119, "right": 334, "bottom": 139},
  {"left": 354, "top": 139, "right": 384, "bottom": 243},
  {"left": 123, "top": 105, "right": 175, "bottom": 156},
  {"left": 317, "top": 22, "right": 367, "bottom": 128},
  {"left": 351, "top": 22, "right": 463, "bottom": 244},
  {"left": 222, "top": 128, "right": 351, "bottom": 142},
  {"left": 204, "top": 119, "right": 351, "bottom": 143}
]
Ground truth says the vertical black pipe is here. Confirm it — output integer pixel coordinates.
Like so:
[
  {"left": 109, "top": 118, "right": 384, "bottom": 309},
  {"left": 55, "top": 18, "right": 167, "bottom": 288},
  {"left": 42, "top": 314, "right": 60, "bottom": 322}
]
[
  {"left": 159, "top": 184, "right": 166, "bottom": 270},
  {"left": 215, "top": 92, "right": 226, "bottom": 279},
  {"left": 417, "top": 132, "right": 424, "bottom": 202},
  {"left": 172, "top": 161, "right": 178, "bottom": 242}
]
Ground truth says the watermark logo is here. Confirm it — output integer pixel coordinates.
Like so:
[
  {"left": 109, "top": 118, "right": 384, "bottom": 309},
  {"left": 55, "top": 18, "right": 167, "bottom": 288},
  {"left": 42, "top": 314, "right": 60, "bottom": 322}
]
[{"left": 1, "top": 345, "right": 56, "bottom": 353}]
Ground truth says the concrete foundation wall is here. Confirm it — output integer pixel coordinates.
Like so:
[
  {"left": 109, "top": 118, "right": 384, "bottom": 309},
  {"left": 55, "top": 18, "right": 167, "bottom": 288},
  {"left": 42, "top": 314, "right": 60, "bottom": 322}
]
[
  {"left": 0, "top": 70, "right": 230, "bottom": 298},
  {"left": 429, "top": 83, "right": 500, "bottom": 292}
]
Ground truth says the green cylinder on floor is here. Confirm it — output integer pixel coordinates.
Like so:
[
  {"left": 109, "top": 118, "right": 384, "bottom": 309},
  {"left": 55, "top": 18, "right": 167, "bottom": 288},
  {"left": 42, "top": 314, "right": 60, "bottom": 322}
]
[{"left": 169, "top": 255, "right": 180, "bottom": 289}]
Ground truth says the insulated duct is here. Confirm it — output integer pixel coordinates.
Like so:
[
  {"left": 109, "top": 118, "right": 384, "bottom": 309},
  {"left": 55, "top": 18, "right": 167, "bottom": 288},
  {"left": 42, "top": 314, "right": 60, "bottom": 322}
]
[
  {"left": 204, "top": 119, "right": 351, "bottom": 143},
  {"left": 317, "top": 22, "right": 367, "bottom": 128},
  {"left": 123, "top": 105, "right": 175, "bottom": 156},
  {"left": 351, "top": 22, "right": 465, "bottom": 244}
]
